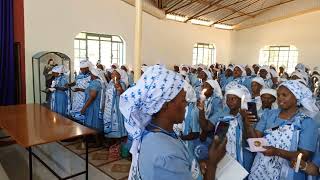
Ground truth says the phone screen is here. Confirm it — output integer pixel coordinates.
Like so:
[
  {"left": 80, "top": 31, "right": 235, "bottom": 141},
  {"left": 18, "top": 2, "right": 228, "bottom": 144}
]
[
  {"left": 214, "top": 121, "right": 230, "bottom": 140},
  {"left": 247, "top": 102, "right": 258, "bottom": 119}
]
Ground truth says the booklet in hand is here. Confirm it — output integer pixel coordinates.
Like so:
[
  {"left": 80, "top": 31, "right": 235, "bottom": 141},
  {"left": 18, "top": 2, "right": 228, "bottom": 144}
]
[{"left": 247, "top": 138, "right": 268, "bottom": 152}]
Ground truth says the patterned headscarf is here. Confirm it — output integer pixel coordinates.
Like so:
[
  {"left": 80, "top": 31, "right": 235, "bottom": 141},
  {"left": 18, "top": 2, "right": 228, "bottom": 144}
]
[
  {"left": 279, "top": 80, "right": 319, "bottom": 116},
  {"left": 119, "top": 65, "right": 185, "bottom": 178},
  {"left": 295, "top": 63, "right": 306, "bottom": 72}
]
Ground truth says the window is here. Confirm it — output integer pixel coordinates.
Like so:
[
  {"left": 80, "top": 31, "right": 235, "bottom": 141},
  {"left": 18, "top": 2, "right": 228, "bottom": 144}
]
[
  {"left": 192, "top": 43, "right": 215, "bottom": 66},
  {"left": 259, "top": 45, "right": 298, "bottom": 73},
  {"left": 74, "top": 32, "right": 125, "bottom": 71}
]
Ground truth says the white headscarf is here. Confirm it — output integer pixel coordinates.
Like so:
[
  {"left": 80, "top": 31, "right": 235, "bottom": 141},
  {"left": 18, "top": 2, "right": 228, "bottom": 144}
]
[
  {"left": 260, "top": 88, "right": 277, "bottom": 98},
  {"left": 279, "top": 80, "right": 319, "bottom": 116},
  {"left": 234, "top": 65, "right": 247, "bottom": 76},
  {"left": 202, "top": 69, "right": 212, "bottom": 79},
  {"left": 113, "top": 69, "right": 129, "bottom": 87},
  {"left": 252, "top": 77, "right": 266, "bottom": 87},
  {"left": 184, "top": 81, "right": 197, "bottom": 103},
  {"left": 291, "top": 70, "right": 308, "bottom": 85},
  {"left": 52, "top": 65, "right": 66, "bottom": 74},
  {"left": 179, "top": 64, "right": 189, "bottom": 73},
  {"left": 259, "top": 65, "right": 271, "bottom": 79},
  {"left": 206, "top": 80, "right": 223, "bottom": 99},
  {"left": 119, "top": 65, "right": 185, "bottom": 179},
  {"left": 79, "top": 60, "right": 92, "bottom": 68},
  {"left": 270, "top": 69, "right": 279, "bottom": 78},
  {"left": 225, "top": 82, "right": 251, "bottom": 109}
]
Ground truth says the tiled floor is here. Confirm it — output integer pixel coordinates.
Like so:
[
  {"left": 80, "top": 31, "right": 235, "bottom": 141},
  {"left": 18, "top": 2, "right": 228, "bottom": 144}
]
[{"left": 0, "top": 139, "right": 131, "bottom": 180}]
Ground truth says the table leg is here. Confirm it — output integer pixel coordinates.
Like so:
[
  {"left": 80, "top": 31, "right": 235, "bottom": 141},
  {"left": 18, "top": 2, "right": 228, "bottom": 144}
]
[
  {"left": 28, "top": 147, "right": 33, "bottom": 180},
  {"left": 85, "top": 137, "right": 88, "bottom": 180}
]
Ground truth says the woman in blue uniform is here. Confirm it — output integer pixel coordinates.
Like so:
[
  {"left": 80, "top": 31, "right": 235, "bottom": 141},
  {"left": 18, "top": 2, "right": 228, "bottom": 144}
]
[
  {"left": 103, "top": 69, "right": 127, "bottom": 142},
  {"left": 80, "top": 68, "right": 103, "bottom": 147},
  {"left": 50, "top": 65, "right": 69, "bottom": 116},
  {"left": 119, "top": 65, "right": 227, "bottom": 180},
  {"left": 244, "top": 80, "right": 319, "bottom": 180}
]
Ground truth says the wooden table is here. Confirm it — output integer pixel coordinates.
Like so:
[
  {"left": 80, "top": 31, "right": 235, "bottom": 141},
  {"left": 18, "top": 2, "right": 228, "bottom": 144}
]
[{"left": 0, "top": 104, "right": 96, "bottom": 180}]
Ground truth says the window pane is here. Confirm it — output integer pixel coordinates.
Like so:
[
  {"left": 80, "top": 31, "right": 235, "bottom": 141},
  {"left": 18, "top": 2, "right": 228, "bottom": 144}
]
[
  {"left": 80, "top": 40, "right": 86, "bottom": 49},
  {"left": 75, "top": 32, "right": 86, "bottom": 39},
  {"left": 87, "top": 40, "right": 99, "bottom": 65},
  {"left": 112, "top": 36, "right": 122, "bottom": 42}
]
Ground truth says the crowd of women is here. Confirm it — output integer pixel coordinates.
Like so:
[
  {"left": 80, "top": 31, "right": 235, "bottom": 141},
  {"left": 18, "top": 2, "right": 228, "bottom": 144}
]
[{"left": 47, "top": 60, "right": 320, "bottom": 179}]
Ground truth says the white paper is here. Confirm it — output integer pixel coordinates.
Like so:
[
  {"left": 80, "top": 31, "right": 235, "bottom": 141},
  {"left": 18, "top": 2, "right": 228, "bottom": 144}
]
[
  {"left": 247, "top": 138, "right": 268, "bottom": 152},
  {"left": 216, "top": 154, "right": 248, "bottom": 180}
]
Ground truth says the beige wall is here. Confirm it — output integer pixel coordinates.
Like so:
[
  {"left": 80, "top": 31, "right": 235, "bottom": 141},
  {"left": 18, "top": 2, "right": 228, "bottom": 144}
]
[
  {"left": 231, "top": 11, "right": 320, "bottom": 68},
  {"left": 24, "top": 0, "right": 232, "bottom": 103}
]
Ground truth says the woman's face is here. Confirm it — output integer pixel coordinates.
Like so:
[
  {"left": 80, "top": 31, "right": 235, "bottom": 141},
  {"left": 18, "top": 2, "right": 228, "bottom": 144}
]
[
  {"left": 202, "top": 82, "right": 213, "bottom": 98},
  {"left": 111, "top": 71, "right": 121, "bottom": 81},
  {"left": 233, "top": 67, "right": 242, "bottom": 78},
  {"left": 245, "top": 67, "right": 252, "bottom": 76},
  {"left": 261, "top": 94, "right": 276, "bottom": 109},
  {"left": 277, "top": 86, "right": 297, "bottom": 110},
  {"left": 251, "top": 82, "right": 263, "bottom": 95},
  {"left": 199, "top": 71, "right": 207, "bottom": 80},
  {"left": 259, "top": 69, "right": 268, "bottom": 79},
  {"left": 168, "top": 90, "right": 187, "bottom": 124},
  {"left": 226, "top": 94, "right": 241, "bottom": 111},
  {"left": 52, "top": 72, "right": 59, "bottom": 77},
  {"left": 182, "top": 67, "right": 188, "bottom": 72}
]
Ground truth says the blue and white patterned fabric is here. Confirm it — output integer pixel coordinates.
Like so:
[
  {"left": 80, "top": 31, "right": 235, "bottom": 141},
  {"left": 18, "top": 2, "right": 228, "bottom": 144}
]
[
  {"left": 119, "top": 65, "right": 185, "bottom": 180},
  {"left": 251, "top": 109, "right": 318, "bottom": 180},
  {"left": 50, "top": 74, "right": 69, "bottom": 116},
  {"left": 70, "top": 73, "right": 91, "bottom": 122},
  {"left": 280, "top": 80, "right": 319, "bottom": 117},
  {"left": 103, "top": 80, "right": 127, "bottom": 138}
]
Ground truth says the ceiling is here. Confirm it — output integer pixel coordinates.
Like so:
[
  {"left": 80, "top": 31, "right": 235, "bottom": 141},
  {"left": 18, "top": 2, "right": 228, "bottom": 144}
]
[{"left": 150, "top": 0, "right": 320, "bottom": 29}]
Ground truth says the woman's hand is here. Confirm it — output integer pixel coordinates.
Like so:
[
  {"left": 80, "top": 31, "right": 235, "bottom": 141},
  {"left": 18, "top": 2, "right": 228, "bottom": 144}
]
[
  {"left": 290, "top": 158, "right": 307, "bottom": 170},
  {"left": 208, "top": 137, "right": 227, "bottom": 166},
  {"left": 262, "top": 146, "right": 278, "bottom": 156},
  {"left": 80, "top": 108, "right": 86, "bottom": 115},
  {"left": 197, "top": 100, "right": 205, "bottom": 111},
  {"left": 241, "top": 110, "right": 257, "bottom": 126}
]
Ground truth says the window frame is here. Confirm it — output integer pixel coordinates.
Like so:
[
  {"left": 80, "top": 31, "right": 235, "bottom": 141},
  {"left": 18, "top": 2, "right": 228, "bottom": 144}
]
[{"left": 192, "top": 43, "right": 215, "bottom": 66}]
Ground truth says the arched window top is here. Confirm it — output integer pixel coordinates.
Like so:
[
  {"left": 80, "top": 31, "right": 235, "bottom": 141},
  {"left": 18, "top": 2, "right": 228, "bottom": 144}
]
[
  {"left": 192, "top": 43, "right": 216, "bottom": 66},
  {"left": 259, "top": 45, "right": 298, "bottom": 73},
  {"left": 74, "top": 32, "right": 125, "bottom": 72}
]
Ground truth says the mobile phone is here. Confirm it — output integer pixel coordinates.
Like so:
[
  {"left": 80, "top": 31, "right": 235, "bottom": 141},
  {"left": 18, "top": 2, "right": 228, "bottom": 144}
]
[
  {"left": 247, "top": 102, "right": 258, "bottom": 119},
  {"left": 214, "top": 121, "right": 230, "bottom": 140}
]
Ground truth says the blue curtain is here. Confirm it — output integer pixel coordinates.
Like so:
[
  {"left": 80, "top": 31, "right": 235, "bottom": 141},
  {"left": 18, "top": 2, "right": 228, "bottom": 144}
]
[{"left": 0, "top": 0, "right": 16, "bottom": 105}]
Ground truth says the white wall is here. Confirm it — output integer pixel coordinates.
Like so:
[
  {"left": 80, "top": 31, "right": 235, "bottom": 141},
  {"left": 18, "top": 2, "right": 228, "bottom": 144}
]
[
  {"left": 231, "top": 11, "right": 320, "bottom": 68},
  {"left": 24, "top": 0, "right": 232, "bottom": 103}
]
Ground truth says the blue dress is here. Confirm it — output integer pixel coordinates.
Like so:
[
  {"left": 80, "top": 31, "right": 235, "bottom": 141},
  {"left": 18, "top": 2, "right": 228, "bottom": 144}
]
[
  {"left": 205, "top": 95, "right": 224, "bottom": 126},
  {"left": 103, "top": 81, "right": 128, "bottom": 138},
  {"left": 50, "top": 75, "right": 68, "bottom": 116},
  {"left": 84, "top": 79, "right": 103, "bottom": 131},
  {"left": 227, "top": 76, "right": 251, "bottom": 91},
  {"left": 251, "top": 109, "right": 318, "bottom": 180},
  {"left": 189, "top": 73, "right": 199, "bottom": 88},
  {"left": 182, "top": 103, "right": 201, "bottom": 157},
  {"left": 139, "top": 130, "right": 202, "bottom": 180},
  {"left": 128, "top": 72, "right": 135, "bottom": 87}
]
